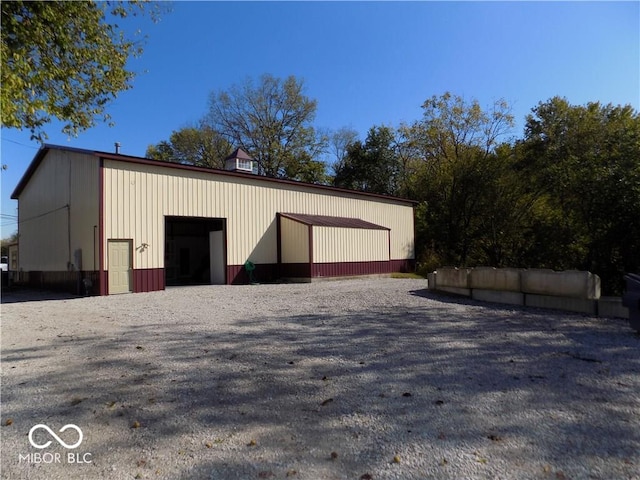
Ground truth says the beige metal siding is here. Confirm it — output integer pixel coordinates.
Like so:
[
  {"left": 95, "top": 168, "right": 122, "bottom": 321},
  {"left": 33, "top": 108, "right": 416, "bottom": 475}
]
[
  {"left": 313, "top": 227, "right": 389, "bottom": 263},
  {"left": 280, "top": 216, "right": 309, "bottom": 263},
  {"left": 102, "top": 160, "right": 414, "bottom": 269},
  {"left": 17, "top": 150, "right": 99, "bottom": 271}
]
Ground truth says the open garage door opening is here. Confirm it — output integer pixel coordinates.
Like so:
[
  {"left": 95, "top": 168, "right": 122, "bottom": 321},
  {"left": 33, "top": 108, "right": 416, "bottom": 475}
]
[{"left": 165, "top": 216, "right": 226, "bottom": 286}]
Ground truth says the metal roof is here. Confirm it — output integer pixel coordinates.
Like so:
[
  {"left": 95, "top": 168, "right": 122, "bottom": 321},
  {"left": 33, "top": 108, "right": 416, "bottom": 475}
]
[
  {"left": 224, "top": 147, "right": 254, "bottom": 161},
  {"left": 279, "top": 213, "right": 389, "bottom": 230},
  {"left": 11, "top": 144, "right": 416, "bottom": 207}
]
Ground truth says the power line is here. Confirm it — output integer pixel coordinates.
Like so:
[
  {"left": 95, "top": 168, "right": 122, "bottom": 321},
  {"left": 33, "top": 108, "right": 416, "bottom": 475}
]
[
  {"left": 1, "top": 138, "right": 40, "bottom": 149},
  {"left": 11, "top": 204, "right": 69, "bottom": 225}
]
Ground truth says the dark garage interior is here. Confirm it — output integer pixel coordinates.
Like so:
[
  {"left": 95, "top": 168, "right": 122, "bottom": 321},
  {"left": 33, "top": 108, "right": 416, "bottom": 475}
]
[{"left": 165, "top": 216, "right": 226, "bottom": 286}]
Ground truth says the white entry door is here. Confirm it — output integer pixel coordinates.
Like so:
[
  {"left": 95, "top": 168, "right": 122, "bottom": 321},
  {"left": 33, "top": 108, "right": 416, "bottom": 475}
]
[{"left": 108, "top": 240, "right": 133, "bottom": 294}]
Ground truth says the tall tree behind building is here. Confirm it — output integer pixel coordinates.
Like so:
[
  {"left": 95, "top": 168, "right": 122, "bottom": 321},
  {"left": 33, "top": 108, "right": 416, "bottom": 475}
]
[{"left": 204, "top": 74, "right": 328, "bottom": 182}]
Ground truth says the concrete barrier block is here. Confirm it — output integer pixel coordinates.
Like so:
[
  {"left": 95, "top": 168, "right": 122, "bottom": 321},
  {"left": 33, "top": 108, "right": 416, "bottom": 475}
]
[
  {"left": 598, "top": 297, "right": 629, "bottom": 319},
  {"left": 472, "top": 289, "right": 524, "bottom": 306},
  {"left": 525, "top": 293, "right": 597, "bottom": 315},
  {"left": 437, "top": 286, "right": 471, "bottom": 297},
  {"left": 427, "top": 271, "right": 437, "bottom": 290},
  {"left": 469, "top": 267, "right": 522, "bottom": 291},
  {"left": 436, "top": 267, "right": 471, "bottom": 289},
  {"left": 521, "top": 269, "right": 601, "bottom": 299}
]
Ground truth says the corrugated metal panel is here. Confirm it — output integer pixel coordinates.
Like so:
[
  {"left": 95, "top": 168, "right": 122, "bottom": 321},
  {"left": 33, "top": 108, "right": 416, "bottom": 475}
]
[
  {"left": 102, "top": 159, "right": 414, "bottom": 271},
  {"left": 313, "top": 227, "right": 389, "bottom": 263},
  {"left": 18, "top": 149, "right": 99, "bottom": 271},
  {"left": 280, "top": 216, "right": 310, "bottom": 263},
  {"left": 313, "top": 261, "right": 391, "bottom": 278}
]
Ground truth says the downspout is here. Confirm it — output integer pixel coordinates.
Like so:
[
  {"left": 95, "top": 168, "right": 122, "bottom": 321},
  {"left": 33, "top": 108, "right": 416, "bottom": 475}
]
[
  {"left": 68, "top": 158, "right": 72, "bottom": 270},
  {"left": 93, "top": 225, "right": 98, "bottom": 271},
  {"left": 67, "top": 204, "right": 72, "bottom": 270},
  {"left": 98, "top": 157, "right": 106, "bottom": 295}
]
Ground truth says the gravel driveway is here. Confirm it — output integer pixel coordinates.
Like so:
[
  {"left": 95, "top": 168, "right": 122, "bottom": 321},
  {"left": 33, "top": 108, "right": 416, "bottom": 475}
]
[{"left": 1, "top": 278, "right": 639, "bottom": 480}]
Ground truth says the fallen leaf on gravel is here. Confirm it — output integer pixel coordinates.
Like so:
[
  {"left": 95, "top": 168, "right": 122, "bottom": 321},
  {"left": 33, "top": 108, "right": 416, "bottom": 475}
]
[
  {"left": 106, "top": 401, "right": 116, "bottom": 408},
  {"left": 136, "top": 459, "right": 146, "bottom": 467},
  {"left": 440, "top": 458, "right": 448, "bottom": 466},
  {"left": 321, "top": 398, "right": 334, "bottom": 406},
  {"left": 247, "top": 439, "right": 257, "bottom": 446},
  {"left": 477, "top": 457, "right": 487, "bottom": 464},
  {"left": 4, "top": 419, "right": 13, "bottom": 426},
  {"left": 286, "top": 470, "right": 298, "bottom": 477},
  {"left": 360, "top": 474, "right": 373, "bottom": 480},
  {"left": 134, "top": 474, "right": 142, "bottom": 479},
  {"left": 393, "top": 455, "right": 401, "bottom": 463},
  {"left": 330, "top": 451, "right": 338, "bottom": 460},
  {"left": 205, "top": 442, "right": 212, "bottom": 448},
  {"left": 131, "top": 421, "right": 141, "bottom": 429},
  {"left": 402, "top": 392, "right": 412, "bottom": 397}
]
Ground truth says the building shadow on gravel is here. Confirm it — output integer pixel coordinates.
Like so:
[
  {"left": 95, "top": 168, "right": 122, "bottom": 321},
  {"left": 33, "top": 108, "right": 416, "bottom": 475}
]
[
  {"left": 1, "top": 287, "right": 83, "bottom": 304},
  {"left": 1, "top": 290, "right": 639, "bottom": 480}
]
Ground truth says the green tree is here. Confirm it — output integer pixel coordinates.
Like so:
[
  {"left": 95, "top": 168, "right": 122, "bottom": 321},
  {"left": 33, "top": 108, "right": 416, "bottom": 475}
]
[
  {"left": 405, "top": 93, "right": 514, "bottom": 268},
  {"left": 147, "top": 125, "right": 233, "bottom": 169},
  {"left": 1, "top": 232, "right": 19, "bottom": 257},
  {"left": 327, "top": 126, "right": 359, "bottom": 176},
  {"left": 1, "top": 0, "right": 162, "bottom": 141},
  {"left": 204, "top": 74, "right": 328, "bottom": 181},
  {"left": 333, "top": 125, "right": 401, "bottom": 196},
  {"left": 520, "top": 97, "right": 640, "bottom": 293}
]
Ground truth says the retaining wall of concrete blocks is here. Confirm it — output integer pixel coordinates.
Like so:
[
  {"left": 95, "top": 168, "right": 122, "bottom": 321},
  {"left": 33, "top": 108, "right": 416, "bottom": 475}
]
[{"left": 427, "top": 267, "right": 628, "bottom": 319}]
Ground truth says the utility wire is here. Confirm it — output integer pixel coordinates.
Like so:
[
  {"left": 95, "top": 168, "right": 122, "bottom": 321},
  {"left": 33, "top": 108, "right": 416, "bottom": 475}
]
[{"left": 11, "top": 204, "right": 69, "bottom": 225}]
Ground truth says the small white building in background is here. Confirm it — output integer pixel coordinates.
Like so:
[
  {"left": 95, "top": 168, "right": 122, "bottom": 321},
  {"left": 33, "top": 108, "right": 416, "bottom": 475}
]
[{"left": 11, "top": 145, "right": 415, "bottom": 295}]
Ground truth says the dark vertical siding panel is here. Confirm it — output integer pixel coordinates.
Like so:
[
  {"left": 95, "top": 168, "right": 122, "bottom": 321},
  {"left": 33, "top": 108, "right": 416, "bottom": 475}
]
[
  {"left": 313, "top": 261, "right": 400, "bottom": 278},
  {"left": 133, "top": 268, "right": 165, "bottom": 293}
]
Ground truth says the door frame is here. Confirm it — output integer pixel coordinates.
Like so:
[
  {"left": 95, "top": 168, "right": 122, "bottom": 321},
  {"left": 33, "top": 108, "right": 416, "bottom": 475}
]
[{"left": 107, "top": 239, "right": 133, "bottom": 294}]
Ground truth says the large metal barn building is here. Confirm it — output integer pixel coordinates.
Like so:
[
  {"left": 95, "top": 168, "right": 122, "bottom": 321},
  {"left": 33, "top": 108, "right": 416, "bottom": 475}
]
[{"left": 11, "top": 145, "right": 415, "bottom": 295}]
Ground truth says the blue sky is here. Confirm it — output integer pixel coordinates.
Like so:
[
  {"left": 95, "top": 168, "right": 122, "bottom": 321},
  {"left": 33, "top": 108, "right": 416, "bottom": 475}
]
[{"left": 1, "top": 1, "right": 638, "bottom": 237}]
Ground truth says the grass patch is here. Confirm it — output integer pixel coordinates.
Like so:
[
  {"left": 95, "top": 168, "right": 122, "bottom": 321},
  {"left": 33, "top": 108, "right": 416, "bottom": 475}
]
[{"left": 390, "top": 272, "right": 424, "bottom": 279}]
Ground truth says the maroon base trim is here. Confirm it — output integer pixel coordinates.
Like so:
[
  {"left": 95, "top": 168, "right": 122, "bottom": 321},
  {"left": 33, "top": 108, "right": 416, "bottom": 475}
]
[
  {"left": 13, "top": 270, "right": 100, "bottom": 295},
  {"left": 228, "top": 259, "right": 415, "bottom": 284},
  {"left": 227, "top": 264, "right": 279, "bottom": 284},
  {"left": 28, "top": 260, "right": 415, "bottom": 295},
  {"left": 390, "top": 259, "right": 415, "bottom": 273},
  {"left": 311, "top": 261, "right": 390, "bottom": 278},
  {"left": 133, "top": 268, "right": 165, "bottom": 293},
  {"left": 279, "top": 263, "right": 312, "bottom": 279}
]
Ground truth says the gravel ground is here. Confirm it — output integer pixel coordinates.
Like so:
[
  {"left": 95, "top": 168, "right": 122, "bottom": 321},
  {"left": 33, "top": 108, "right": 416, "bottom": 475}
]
[{"left": 1, "top": 278, "right": 639, "bottom": 480}]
